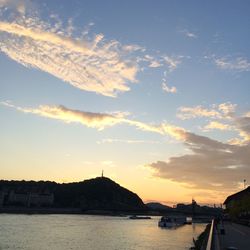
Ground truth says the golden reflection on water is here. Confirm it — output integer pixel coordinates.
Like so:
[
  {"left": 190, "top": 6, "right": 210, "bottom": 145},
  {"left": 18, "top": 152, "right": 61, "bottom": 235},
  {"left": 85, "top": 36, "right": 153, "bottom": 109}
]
[{"left": 0, "top": 214, "right": 206, "bottom": 250}]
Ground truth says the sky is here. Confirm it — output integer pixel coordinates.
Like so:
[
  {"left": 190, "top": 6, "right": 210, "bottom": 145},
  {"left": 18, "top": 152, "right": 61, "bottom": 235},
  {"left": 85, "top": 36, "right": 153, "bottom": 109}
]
[{"left": 0, "top": 0, "right": 250, "bottom": 205}]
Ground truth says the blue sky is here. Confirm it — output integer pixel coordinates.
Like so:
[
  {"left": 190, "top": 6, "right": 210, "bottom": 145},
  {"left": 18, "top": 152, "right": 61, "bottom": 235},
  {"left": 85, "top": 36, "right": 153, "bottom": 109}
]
[{"left": 0, "top": 0, "right": 250, "bottom": 204}]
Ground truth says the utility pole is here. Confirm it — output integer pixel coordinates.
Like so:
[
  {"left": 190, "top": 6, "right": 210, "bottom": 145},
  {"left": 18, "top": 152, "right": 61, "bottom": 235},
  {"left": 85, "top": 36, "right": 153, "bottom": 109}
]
[
  {"left": 192, "top": 198, "right": 196, "bottom": 219},
  {"left": 244, "top": 179, "right": 246, "bottom": 189}
]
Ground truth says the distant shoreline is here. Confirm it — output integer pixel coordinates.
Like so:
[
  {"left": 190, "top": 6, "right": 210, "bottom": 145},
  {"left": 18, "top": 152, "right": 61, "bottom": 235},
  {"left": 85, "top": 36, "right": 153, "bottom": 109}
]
[
  {"left": 0, "top": 207, "right": 154, "bottom": 216},
  {"left": 0, "top": 207, "right": 82, "bottom": 215}
]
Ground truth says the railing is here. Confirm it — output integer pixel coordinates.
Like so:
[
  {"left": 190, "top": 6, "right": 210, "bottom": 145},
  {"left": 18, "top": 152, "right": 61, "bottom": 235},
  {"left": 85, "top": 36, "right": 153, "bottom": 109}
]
[{"left": 206, "top": 219, "right": 214, "bottom": 250}]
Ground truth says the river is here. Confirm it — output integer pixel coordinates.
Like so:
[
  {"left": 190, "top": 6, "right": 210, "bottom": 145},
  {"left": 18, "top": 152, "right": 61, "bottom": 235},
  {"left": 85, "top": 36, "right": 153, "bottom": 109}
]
[{"left": 0, "top": 214, "right": 206, "bottom": 250}]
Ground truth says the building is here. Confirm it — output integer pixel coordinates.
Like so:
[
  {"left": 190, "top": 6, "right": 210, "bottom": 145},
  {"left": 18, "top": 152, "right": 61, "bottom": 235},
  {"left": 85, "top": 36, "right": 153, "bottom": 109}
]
[
  {"left": 8, "top": 190, "right": 28, "bottom": 206},
  {"left": 7, "top": 190, "right": 54, "bottom": 207},
  {"left": 224, "top": 186, "right": 250, "bottom": 218},
  {"left": 27, "top": 192, "right": 54, "bottom": 207}
]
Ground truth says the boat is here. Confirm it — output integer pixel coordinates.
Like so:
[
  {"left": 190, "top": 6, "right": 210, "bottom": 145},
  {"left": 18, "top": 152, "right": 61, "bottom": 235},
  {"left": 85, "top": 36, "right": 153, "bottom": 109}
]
[
  {"left": 129, "top": 215, "right": 151, "bottom": 219},
  {"left": 158, "top": 216, "right": 186, "bottom": 227}
]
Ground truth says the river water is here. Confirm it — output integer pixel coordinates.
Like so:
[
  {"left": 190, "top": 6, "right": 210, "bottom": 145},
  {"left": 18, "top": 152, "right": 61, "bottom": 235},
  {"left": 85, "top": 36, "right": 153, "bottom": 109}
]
[{"left": 0, "top": 214, "right": 206, "bottom": 250}]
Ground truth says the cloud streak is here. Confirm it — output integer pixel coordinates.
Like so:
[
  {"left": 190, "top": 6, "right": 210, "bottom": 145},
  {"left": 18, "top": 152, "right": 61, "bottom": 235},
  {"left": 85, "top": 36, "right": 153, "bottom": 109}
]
[
  {"left": 1, "top": 102, "right": 125, "bottom": 130},
  {"left": 177, "top": 103, "right": 236, "bottom": 120},
  {"left": 1, "top": 102, "right": 186, "bottom": 138},
  {"left": 0, "top": 22, "right": 94, "bottom": 54},
  {"left": 214, "top": 56, "right": 250, "bottom": 72},
  {"left": 180, "top": 29, "right": 197, "bottom": 39},
  {"left": 204, "top": 121, "right": 232, "bottom": 131}
]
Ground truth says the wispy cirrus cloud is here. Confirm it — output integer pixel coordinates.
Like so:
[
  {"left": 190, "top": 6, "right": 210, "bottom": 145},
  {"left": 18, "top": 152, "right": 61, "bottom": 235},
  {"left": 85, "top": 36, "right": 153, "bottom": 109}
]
[
  {"left": 177, "top": 102, "right": 250, "bottom": 145},
  {"left": 203, "top": 114, "right": 250, "bottom": 146},
  {"left": 0, "top": 1, "right": 144, "bottom": 97},
  {"left": 180, "top": 29, "right": 197, "bottom": 39},
  {"left": 214, "top": 56, "right": 250, "bottom": 72},
  {"left": 140, "top": 54, "right": 183, "bottom": 71},
  {"left": 0, "top": 0, "right": 30, "bottom": 14},
  {"left": 0, "top": 18, "right": 138, "bottom": 97},
  {"left": 177, "top": 102, "right": 236, "bottom": 120},
  {"left": 162, "top": 81, "right": 177, "bottom": 94},
  {"left": 0, "top": 5, "right": 184, "bottom": 97},
  {"left": 161, "top": 69, "right": 178, "bottom": 94},
  {"left": 163, "top": 56, "right": 182, "bottom": 72},
  {"left": 203, "top": 121, "right": 233, "bottom": 131}
]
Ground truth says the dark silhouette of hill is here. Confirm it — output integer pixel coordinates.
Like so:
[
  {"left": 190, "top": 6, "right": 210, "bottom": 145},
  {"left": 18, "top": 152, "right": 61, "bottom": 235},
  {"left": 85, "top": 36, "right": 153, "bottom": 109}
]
[
  {"left": 0, "top": 177, "right": 146, "bottom": 211},
  {"left": 146, "top": 202, "right": 172, "bottom": 211},
  {"left": 55, "top": 177, "right": 146, "bottom": 210}
]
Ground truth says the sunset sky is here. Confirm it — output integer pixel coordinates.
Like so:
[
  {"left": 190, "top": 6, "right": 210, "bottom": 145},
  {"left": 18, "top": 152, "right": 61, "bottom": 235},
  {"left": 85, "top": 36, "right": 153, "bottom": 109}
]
[{"left": 0, "top": 0, "right": 250, "bottom": 205}]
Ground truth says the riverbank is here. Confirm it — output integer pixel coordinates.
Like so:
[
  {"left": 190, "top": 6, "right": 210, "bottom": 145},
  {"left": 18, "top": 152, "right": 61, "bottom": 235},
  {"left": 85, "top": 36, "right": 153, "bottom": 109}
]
[
  {"left": 0, "top": 206, "right": 152, "bottom": 216},
  {"left": 191, "top": 223, "right": 211, "bottom": 250}
]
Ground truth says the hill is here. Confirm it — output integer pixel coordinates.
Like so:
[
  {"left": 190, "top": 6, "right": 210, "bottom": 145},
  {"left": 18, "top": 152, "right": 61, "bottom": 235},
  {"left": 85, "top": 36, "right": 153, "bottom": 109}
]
[
  {"left": 0, "top": 177, "right": 146, "bottom": 211},
  {"left": 146, "top": 202, "right": 172, "bottom": 211}
]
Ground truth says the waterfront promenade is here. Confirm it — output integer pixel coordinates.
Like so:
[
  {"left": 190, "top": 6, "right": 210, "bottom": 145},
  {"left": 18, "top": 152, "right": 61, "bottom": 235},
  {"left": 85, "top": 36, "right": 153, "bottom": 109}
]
[{"left": 217, "top": 221, "right": 250, "bottom": 250}]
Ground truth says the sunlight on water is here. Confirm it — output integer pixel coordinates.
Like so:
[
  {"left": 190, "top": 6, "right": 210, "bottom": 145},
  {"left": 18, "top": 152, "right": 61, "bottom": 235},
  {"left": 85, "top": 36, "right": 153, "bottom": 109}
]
[{"left": 0, "top": 214, "right": 206, "bottom": 250}]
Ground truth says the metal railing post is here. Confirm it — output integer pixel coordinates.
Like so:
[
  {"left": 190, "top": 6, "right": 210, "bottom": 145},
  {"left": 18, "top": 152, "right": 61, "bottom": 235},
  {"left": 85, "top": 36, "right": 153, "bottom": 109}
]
[{"left": 206, "top": 219, "right": 214, "bottom": 250}]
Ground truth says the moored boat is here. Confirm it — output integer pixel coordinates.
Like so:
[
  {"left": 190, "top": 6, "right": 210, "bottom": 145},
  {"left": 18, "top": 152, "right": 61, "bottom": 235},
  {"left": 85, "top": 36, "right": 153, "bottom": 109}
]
[{"left": 158, "top": 216, "right": 186, "bottom": 227}]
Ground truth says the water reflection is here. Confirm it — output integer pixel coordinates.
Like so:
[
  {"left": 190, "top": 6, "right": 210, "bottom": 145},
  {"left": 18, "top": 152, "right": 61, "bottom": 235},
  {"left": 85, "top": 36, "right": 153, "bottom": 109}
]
[{"left": 0, "top": 214, "right": 206, "bottom": 250}]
